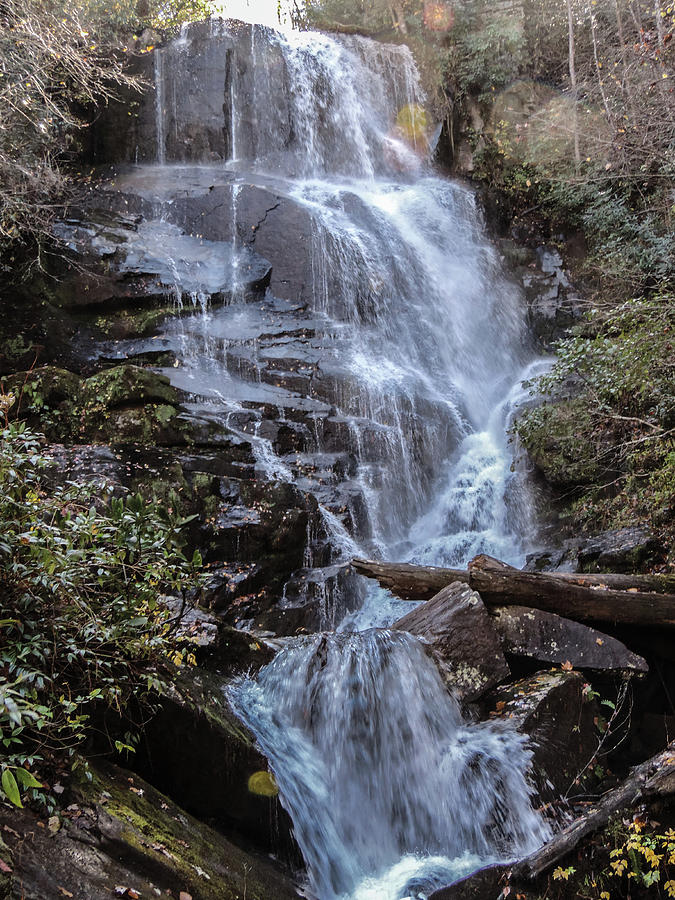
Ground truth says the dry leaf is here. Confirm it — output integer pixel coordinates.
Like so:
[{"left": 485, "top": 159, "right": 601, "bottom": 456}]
[
  {"left": 179, "top": 893, "right": 193, "bottom": 900},
  {"left": 561, "top": 660, "right": 573, "bottom": 671},
  {"left": 0, "top": 858, "right": 12, "bottom": 875},
  {"left": 57, "top": 889, "right": 73, "bottom": 898},
  {"left": 596, "top": 638, "right": 604, "bottom": 646}
]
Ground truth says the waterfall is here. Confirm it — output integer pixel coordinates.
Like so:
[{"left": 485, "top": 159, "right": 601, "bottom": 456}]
[
  {"left": 229, "top": 631, "right": 552, "bottom": 899},
  {"left": 112, "top": 23, "right": 555, "bottom": 896},
  {"left": 144, "top": 21, "right": 540, "bottom": 572}
]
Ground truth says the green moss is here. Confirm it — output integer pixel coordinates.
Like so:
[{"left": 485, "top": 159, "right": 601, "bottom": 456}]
[
  {"left": 516, "top": 397, "right": 605, "bottom": 488},
  {"left": 83, "top": 365, "right": 178, "bottom": 409},
  {"left": 67, "top": 761, "right": 298, "bottom": 900},
  {"left": 94, "top": 306, "right": 174, "bottom": 339}
]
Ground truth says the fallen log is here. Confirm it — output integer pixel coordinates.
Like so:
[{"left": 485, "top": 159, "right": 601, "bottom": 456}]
[
  {"left": 351, "top": 558, "right": 468, "bottom": 600},
  {"left": 513, "top": 741, "right": 675, "bottom": 880},
  {"left": 351, "top": 556, "right": 675, "bottom": 628},
  {"left": 469, "top": 555, "right": 675, "bottom": 628}
]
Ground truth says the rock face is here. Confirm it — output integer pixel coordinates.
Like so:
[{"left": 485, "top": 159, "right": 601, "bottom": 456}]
[
  {"left": 482, "top": 670, "right": 599, "bottom": 798},
  {"left": 0, "top": 760, "right": 299, "bottom": 900},
  {"left": 525, "top": 526, "right": 664, "bottom": 574},
  {"left": 393, "top": 582, "right": 510, "bottom": 702},
  {"left": 491, "top": 605, "right": 648, "bottom": 673}
]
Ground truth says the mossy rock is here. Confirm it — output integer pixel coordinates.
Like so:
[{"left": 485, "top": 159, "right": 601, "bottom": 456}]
[
  {"left": 78, "top": 365, "right": 192, "bottom": 446},
  {"left": 2, "top": 366, "right": 83, "bottom": 440},
  {"left": 83, "top": 364, "right": 178, "bottom": 409},
  {"left": 2, "top": 365, "right": 82, "bottom": 407},
  {"left": 93, "top": 306, "right": 175, "bottom": 340},
  {"left": 517, "top": 397, "right": 606, "bottom": 488},
  {"left": 0, "top": 760, "right": 300, "bottom": 900},
  {"left": 87, "top": 403, "right": 185, "bottom": 445},
  {"left": 132, "top": 666, "right": 298, "bottom": 862}
]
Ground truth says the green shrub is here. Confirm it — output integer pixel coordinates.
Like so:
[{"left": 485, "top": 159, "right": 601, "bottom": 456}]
[
  {"left": 515, "top": 297, "right": 675, "bottom": 547},
  {"left": 0, "top": 425, "right": 203, "bottom": 809}
]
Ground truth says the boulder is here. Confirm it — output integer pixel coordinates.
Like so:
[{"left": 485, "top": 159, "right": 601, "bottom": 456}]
[
  {"left": 482, "top": 670, "right": 599, "bottom": 798},
  {"left": 517, "top": 397, "right": 607, "bottom": 488},
  {"left": 429, "top": 864, "right": 509, "bottom": 900},
  {"left": 133, "top": 665, "right": 297, "bottom": 861},
  {"left": 393, "top": 582, "right": 510, "bottom": 703},
  {"left": 0, "top": 760, "right": 299, "bottom": 900},
  {"left": 491, "top": 605, "right": 648, "bottom": 674}
]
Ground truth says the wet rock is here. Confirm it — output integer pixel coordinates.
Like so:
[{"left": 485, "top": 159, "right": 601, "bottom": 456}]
[
  {"left": 491, "top": 605, "right": 648, "bottom": 674},
  {"left": 203, "top": 479, "right": 321, "bottom": 596},
  {"left": 522, "top": 246, "right": 583, "bottom": 348},
  {"left": 482, "top": 670, "right": 599, "bottom": 797},
  {"left": 429, "top": 864, "right": 509, "bottom": 900},
  {"left": 254, "top": 564, "right": 363, "bottom": 635},
  {"left": 54, "top": 215, "right": 272, "bottom": 309},
  {"left": 577, "top": 527, "right": 664, "bottom": 573},
  {"left": 170, "top": 182, "right": 314, "bottom": 303},
  {"left": 135, "top": 666, "right": 296, "bottom": 860},
  {"left": 0, "top": 760, "right": 299, "bottom": 900},
  {"left": 201, "top": 563, "right": 267, "bottom": 611},
  {"left": 525, "top": 526, "right": 664, "bottom": 574},
  {"left": 393, "top": 582, "right": 510, "bottom": 703}
]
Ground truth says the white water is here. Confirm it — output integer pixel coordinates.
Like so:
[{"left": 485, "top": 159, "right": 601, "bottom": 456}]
[
  {"left": 229, "top": 631, "right": 552, "bottom": 899},
  {"left": 139, "top": 23, "right": 553, "bottom": 898}
]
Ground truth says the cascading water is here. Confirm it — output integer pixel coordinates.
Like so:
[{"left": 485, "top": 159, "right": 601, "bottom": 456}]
[
  {"left": 95, "top": 20, "right": 555, "bottom": 898},
  {"left": 229, "top": 630, "right": 552, "bottom": 899}
]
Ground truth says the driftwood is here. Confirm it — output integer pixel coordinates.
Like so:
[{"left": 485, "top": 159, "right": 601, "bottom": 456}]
[
  {"left": 514, "top": 742, "right": 675, "bottom": 880},
  {"left": 351, "top": 555, "right": 675, "bottom": 628}
]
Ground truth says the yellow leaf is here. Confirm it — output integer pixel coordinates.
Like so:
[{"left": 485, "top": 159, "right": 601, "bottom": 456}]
[{"left": 247, "top": 770, "right": 279, "bottom": 797}]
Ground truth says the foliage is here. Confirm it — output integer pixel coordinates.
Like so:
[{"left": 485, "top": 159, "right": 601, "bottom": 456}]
[
  {"left": 301, "top": 0, "right": 424, "bottom": 35},
  {"left": 0, "top": 0, "right": 212, "bottom": 270},
  {"left": 0, "top": 424, "right": 203, "bottom": 809},
  {"left": 602, "top": 820, "right": 675, "bottom": 896},
  {"left": 84, "top": 0, "right": 214, "bottom": 36},
  {"left": 545, "top": 818, "right": 675, "bottom": 899},
  {"left": 443, "top": 14, "right": 525, "bottom": 102},
  {"left": 515, "top": 297, "right": 674, "bottom": 548}
]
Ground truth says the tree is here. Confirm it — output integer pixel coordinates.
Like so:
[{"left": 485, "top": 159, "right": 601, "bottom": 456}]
[{"left": 0, "top": 0, "right": 212, "bottom": 271}]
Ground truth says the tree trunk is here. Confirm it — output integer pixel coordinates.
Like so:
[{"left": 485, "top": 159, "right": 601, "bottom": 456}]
[
  {"left": 351, "top": 558, "right": 468, "bottom": 600},
  {"left": 350, "top": 556, "right": 675, "bottom": 627},
  {"left": 654, "top": 0, "right": 665, "bottom": 49},
  {"left": 613, "top": 0, "right": 638, "bottom": 120},
  {"left": 590, "top": 5, "right": 612, "bottom": 121},
  {"left": 566, "top": 0, "right": 581, "bottom": 169}
]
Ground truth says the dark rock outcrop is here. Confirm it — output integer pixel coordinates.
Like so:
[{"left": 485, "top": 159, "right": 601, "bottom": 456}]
[
  {"left": 491, "top": 605, "right": 648, "bottom": 673},
  {"left": 135, "top": 665, "right": 297, "bottom": 860},
  {"left": 525, "top": 526, "right": 664, "bottom": 574},
  {"left": 393, "top": 582, "right": 510, "bottom": 702},
  {"left": 0, "top": 760, "right": 299, "bottom": 900},
  {"left": 482, "top": 670, "right": 599, "bottom": 797}
]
